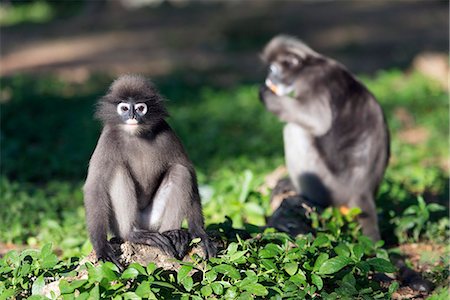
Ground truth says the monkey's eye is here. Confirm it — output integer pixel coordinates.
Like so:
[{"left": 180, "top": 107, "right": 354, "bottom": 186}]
[
  {"left": 117, "top": 103, "right": 130, "bottom": 115},
  {"left": 134, "top": 103, "right": 148, "bottom": 115},
  {"left": 280, "top": 56, "right": 299, "bottom": 69}
]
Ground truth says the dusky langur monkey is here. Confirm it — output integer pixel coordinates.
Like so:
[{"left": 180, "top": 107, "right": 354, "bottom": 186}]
[
  {"left": 259, "top": 35, "right": 390, "bottom": 241},
  {"left": 83, "top": 75, "right": 216, "bottom": 268}
]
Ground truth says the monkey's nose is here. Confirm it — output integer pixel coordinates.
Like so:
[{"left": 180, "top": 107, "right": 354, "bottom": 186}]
[{"left": 126, "top": 119, "right": 138, "bottom": 125}]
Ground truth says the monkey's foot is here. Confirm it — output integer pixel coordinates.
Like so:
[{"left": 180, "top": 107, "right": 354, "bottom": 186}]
[
  {"left": 162, "top": 229, "right": 192, "bottom": 259},
  {"left": 129, "top": 230, "right": 179, "bottom": 258}
]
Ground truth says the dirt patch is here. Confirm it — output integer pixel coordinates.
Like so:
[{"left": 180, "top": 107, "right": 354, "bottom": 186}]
[
  {"left": 1, "top": 1, "right": 448, "bottom": 81},
  {"left": 399, "top": 243, "right": 448, "bottom": 273}
]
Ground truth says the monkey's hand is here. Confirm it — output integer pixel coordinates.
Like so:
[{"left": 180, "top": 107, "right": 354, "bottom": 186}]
[
  {"left": 259, "top": 85, "right": 286, "bottom": 116},
  {"left": 96, "top": 242, "right": 124, "bottom": 272}
]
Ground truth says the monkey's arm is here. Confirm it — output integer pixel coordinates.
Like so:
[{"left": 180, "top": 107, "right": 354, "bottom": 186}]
[
  {"left": 83, "top": 132, "right": 124, "bottom": 269},
  {"left": 188, "top": 198, "right": 217, "bottom": 259},
  {"left": 83, "top": 170, "right": 122, "bottom": 269},
  {"left": 260, "top": 85, "right": 332, "bottom": 136}
]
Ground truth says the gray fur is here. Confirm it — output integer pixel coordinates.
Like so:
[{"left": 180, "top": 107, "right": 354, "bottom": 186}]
[
  {"left": 83, "top": 75, "right": 215, "bottom": 264},
  {"left": 259, "top": 36, "right": 390, "bottom": 241}
]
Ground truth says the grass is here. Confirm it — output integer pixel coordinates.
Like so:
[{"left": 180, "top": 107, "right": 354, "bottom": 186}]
[{"left": 0, "top": 69, "right": 448, "bottom": 298}]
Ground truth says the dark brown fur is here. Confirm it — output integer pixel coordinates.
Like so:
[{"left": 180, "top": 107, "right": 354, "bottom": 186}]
[
  {"left": 259, "top": 36, "right": 390, "bottom": 241},
  {"left": 83, "top": 75, "right": 215, "bottom": 268}
]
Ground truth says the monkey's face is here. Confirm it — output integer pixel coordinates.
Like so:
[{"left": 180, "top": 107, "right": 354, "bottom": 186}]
[
  {"left": 95, "top": 75, "right": 169, "bottom": 133},
  {"left": 265, "top": 52, "right": 300, "bottom": 97},
  {"left": 116, "top": 101, "right": 148, "bottom": 126}
]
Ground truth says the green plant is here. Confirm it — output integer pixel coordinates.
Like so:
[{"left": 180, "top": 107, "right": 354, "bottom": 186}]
[
  {"left": 392, "top": 196, "right": 446, "bottom": 243},
  {"left": 0, "top": 69, "right": 448, "bottom": 298}
]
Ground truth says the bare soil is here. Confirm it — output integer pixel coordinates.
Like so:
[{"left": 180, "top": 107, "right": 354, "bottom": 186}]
[{"left": 1, "top": 1, "right": 448, "bottom": 84}]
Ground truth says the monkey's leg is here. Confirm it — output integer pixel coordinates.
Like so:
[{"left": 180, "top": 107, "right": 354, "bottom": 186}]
[
  {"left": 142, "top": 164, "right": 216, "bottom": 259},
  {"left": 350, "top": 194, "right": 381, "bottom": 241}
]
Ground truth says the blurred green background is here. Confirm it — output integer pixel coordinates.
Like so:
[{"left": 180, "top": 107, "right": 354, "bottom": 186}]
[{"left": 0, "top": 0, "right": 448, "bottom": 259}]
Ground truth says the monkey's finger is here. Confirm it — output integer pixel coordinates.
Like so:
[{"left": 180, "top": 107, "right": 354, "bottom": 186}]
[
  {"left": 138, "top": 233, "right": 179, "bottom": 258},
  {"left": 201, "top": 238, "right": 217, "bottom": 259},
  {"left": 162, "top": 230, "right": 191, "bottom": 259},
  {"left": 108, "top": 255, "right": 125, "bottom": 273},
  {"left": 98, "top": 250, "right": 124, "bottom": 272}
]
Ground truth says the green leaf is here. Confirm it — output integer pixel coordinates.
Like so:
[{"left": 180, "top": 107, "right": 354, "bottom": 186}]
[
  {"left": 337, "top": 281, "right": 358, "bottom": 296},
  {"left": 260, "top": 259, "right": 277, "bottom": 271},
  {"left": 225, "top": 287, "right": 238, "bottom": 299},
  {"left": 311, "top": 274, "right": 323, "bottom": 290},
  {"left": 147, "top": 262, "right": 157, "bottom": 274},
  {"left": 59, "top": 279, "right": 87, "bottom": 295},
  {"left": 205, "top": 270, "right": 217, "bottom": 282},
  {"left": 244, "top": 202, "right": 265, "bottom": 216},
  {"left": 367, "top": 258, "right": 396, "bottom": 273},
  {"left": 388, "top": 281, "right": 399, "bottom": 295},
  {"left": 87, "top": 263, "right": 103, "bottom": 282},
  {"left": 259, "top": 243, "right": 282, "bottom": 258},
  {"left": 122, "top": 292, "right": 140, "bottom": 300},
  {"left": 135, "top": 281, "right": 151, "bottom": 298},
  {"left": 121, "top": 267, "right": 139, "bottom": 280},
  {"left": 128, "top": 263, "right": 147, "bottom": 275},
  {"left": 237, "top": 292, "right": 253, "bottom": 300},
  {"left": 151, "top": 281, "right": 176, "bottom": 289},
  {"left": 31, "top": 275, "right": 45, "bottom": 295},
  {"left": 101, "top": 263, "right": 118, "bottom": 281},
  {"left": 89, "top": 284, "right": 100, "bottom": 299},
  {"left": 352, "top": 244, "right": 364, "bottom": 261},
  {"left": 177, "top": 265, "right": 193, "bottom": 283},
  {"left": 41, "top": 253, "right": 58, "bottom": 269},
  {"left": 313, "top": 253, "right": 329, "bottom": 271},
  {"left": 242, "top": 283, "right": 268, "bottom": 296},
  {"left": 317, "top": 256, "right": 352, "bottom": 275},
  {"left": 427, "top": 203, "right": 445, "bottom": 212},
  {"left": 40, "top": 243, "right": 53, "bottom": 257},
  {"left": 201, "top": 285, "right": 213, "bottom": 297},
  {"left": 214, "top": 264, "right": 241, "bottom": 280},
  {"left": 211, "top": 282, "right": 224, "bottom": 295},
  {"left": 334, "top": 243, "right": 350, "bottom": 257},
  {"left": 182, "top": 276, "right": 194, "bottom": 291},
  {"left": 312, "top": 234, "right": 329, "bottom": 247},
  {"left": 356, "top": 261, "right": 370, "bottom": 274},
  {"left": 342, "top": 273, "right": 356, "bottom": 286},
  {"left": 238, "top": 169, "right": 253, "bottom": 203},
  {"left": 284, "top": 262, "right": 298, "bottom": 276},
  {"left": 237, "top": 274, "right": 258, "bottom": 287},
  {"left": 290, "top": 269, "right": 307, "bottom": 284},
  {"left": 227, "top": 243, "right": 238, "bottom": 255},
  {"left": 229, "top": 250, "right": 247, "bottom": 262}
]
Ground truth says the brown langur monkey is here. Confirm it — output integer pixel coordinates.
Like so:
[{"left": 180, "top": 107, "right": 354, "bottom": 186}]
[
  {"left": 83, "top": 75, "right": 216, "bottom": 268},
  {"left": 259, "top": 35, "right": 390, "bottom": 241}
]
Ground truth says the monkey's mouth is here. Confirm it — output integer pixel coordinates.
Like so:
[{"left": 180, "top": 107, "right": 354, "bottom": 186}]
[
  {"left": 125, "top": 119, "right": 139, "bottom": 126},
  {"left": 265, "top": 79, "right": 295, "bottom": 97},
  {"left": 265, "top": 78, "right": 280, "bottom": 95}
]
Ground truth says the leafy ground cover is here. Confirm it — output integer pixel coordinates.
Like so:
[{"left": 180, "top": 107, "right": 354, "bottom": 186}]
[{"left": 0, "top": 69, "right": 448, "bottom": 299}]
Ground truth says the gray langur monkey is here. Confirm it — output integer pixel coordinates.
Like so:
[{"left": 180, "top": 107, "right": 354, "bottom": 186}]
[
  {"left": 259, "top": 35, "right": 390, "bottom": 241},
  {"left": 83, "top": 74, "right": 216, "bottom": 268}
]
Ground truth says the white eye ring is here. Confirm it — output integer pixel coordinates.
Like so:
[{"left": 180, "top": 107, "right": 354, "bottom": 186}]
[
  {"left": 117, "top": 103, "right": 130, "bottom": 115},
  {"left": 134, "top": 103, "right": 147, "bottom": 115}
]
